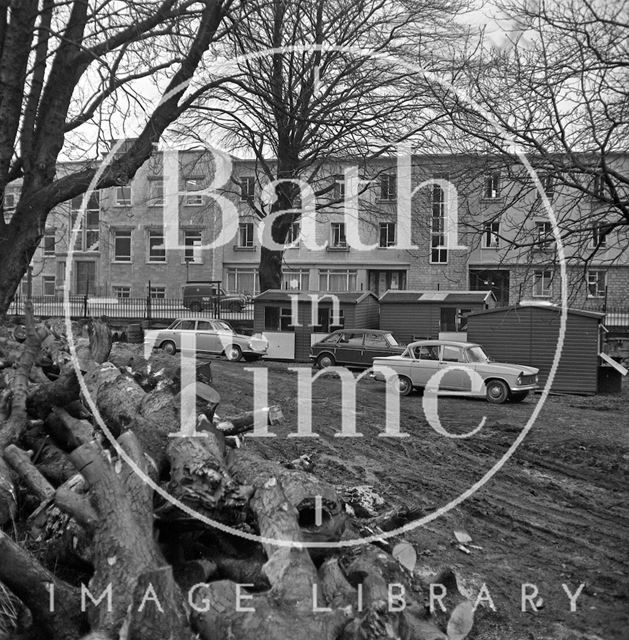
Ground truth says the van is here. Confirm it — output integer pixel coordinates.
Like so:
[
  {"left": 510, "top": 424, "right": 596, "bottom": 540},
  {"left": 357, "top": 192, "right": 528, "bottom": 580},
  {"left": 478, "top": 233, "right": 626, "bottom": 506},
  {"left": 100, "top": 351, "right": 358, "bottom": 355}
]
[{"left": 182, "top": 283, "right": 247, "bottom": 312}]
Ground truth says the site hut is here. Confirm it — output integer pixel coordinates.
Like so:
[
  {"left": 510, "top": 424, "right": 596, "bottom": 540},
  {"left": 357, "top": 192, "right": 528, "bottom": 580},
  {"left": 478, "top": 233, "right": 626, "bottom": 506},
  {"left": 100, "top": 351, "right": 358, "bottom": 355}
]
[
  {"left": 465, "top": 302, "right": 625, "bottom": 394},
  {"left": 253, "top": 290, "right": 380, "bottom": 361},
  {"left": 378, "top": 290, "right": 496, "bottom": 345}
]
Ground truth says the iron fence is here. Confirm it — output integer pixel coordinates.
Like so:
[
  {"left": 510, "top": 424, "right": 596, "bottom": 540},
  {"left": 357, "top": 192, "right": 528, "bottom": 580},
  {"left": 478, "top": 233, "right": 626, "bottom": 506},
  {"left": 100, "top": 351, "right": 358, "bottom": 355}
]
[
  {"left": 7, "top": 294, "right": 255, "bottom": 326},
  {"left": 6, "top": 293, "right": 628, "bottom": 329},
  {"left": 578, "top": 302, "right": 629, "bottom": 327}
]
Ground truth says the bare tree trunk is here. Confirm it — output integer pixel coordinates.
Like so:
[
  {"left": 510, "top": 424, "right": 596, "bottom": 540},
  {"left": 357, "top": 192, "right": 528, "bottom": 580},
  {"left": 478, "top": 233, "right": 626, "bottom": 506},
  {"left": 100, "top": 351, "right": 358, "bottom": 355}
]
[{"left": 259, "top": 245, "right": 284, "bottom": 291}]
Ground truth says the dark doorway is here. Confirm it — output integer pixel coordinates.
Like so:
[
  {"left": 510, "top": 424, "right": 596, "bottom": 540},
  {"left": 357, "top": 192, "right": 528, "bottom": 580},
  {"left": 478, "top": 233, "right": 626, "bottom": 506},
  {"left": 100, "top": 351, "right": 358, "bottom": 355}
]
[
  {"left": 469, "top": 269, "right": 510, "bottom": 306},
  {"left": 368, "top": 270, "right": 407, "bottom": 296},
  {"left": 75, "top": 261, "right": 96, "bottom": 295}
]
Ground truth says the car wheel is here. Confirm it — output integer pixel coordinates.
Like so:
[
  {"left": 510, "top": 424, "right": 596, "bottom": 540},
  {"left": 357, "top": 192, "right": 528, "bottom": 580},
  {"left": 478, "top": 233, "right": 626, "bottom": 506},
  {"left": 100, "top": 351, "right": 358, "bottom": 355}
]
[
  {"left": 225, "top": 344, "right": 243, "bottom": 362},
  {"left": 161, "top": 340, "right": 177, "bottom": 355},
  {"left": 510, "top": 391, "right": 529, "bottom": 403},
  {"left": 316, "top": 353, "right": 335, "bottom": 369},
  {"left": 397, "top": 375, "right": 413, "bottom": 396},
  {"left": 486, "top": 379, "right": 509, "bottom": 404},
  {"left": 189, "top": 302, "right": 201, "bottom": 312}
]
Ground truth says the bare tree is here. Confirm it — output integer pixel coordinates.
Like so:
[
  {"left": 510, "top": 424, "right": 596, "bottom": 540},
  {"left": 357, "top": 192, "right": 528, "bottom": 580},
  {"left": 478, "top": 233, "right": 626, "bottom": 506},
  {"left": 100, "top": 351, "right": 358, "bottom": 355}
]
[
  {"left": 177, "top": 0, "right": 469, "bottom": 290},
  {"left": 430, "top": 0, "right": 628, "bottom": 264},
  {"left": 0, "top": 0, "right": 237, "bottom": 315}
]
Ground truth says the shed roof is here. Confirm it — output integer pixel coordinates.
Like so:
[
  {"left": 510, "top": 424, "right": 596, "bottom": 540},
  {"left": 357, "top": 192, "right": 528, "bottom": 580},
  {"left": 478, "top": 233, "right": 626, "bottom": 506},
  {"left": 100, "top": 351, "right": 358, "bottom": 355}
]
[
  {"left": 467, "top": 302, "right": 604, "bottom": 320},
  {"left": 378, "top": 289, "right": 495, "bottom": 304},
  {"left": 254, "top": 290, "right": 377, "bottom": 304}
]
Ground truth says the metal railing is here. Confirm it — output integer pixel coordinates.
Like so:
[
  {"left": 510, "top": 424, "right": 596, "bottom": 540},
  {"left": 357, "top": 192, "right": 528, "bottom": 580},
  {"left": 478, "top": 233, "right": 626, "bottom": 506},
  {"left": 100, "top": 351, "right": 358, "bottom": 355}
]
[
  {"left": 578, "top": 302, "right": 629, "bottom": 327},
  {"left": 7, "top": 294, "right": 255, "bottom": 326}
]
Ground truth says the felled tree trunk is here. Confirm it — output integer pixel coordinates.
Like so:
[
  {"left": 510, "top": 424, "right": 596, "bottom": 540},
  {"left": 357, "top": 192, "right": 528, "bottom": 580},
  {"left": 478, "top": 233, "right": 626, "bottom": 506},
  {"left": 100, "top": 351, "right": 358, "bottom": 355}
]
[
  {"left": 0, "top": 300, "right": 43, "bottom": 525},
  {"left": 190, "top": 469, "right": 349, "bottom": 640},
  {"left": 67, "top": 433, "right": 191, "bottom": 637},
  {"left": 0, "top": 529, "right": 86, "bottom": 640}
]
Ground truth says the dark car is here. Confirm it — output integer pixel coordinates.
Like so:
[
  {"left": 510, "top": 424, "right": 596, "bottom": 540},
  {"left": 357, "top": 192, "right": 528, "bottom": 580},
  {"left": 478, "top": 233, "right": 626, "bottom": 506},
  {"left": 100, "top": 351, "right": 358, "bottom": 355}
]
[
  {"left": 310, "top": 329, "right": 405, "bottom": 369},
  {"left": 182, "top": 283, "right": 247, "bottom": 313}
]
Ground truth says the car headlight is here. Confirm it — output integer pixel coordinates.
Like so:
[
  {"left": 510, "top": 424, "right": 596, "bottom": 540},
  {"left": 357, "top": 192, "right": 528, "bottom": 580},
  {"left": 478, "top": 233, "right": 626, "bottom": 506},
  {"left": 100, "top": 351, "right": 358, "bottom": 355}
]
[
  {"left": 248, "top": 339, "right": 267, "bottom": 351},
  {"left": 517, "top": 373, "right": 523, "bottom": 385}
]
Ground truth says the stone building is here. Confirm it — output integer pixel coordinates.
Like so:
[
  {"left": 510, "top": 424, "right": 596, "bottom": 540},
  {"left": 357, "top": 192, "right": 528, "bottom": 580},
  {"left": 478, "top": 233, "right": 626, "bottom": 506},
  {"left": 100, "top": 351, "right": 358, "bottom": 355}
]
[{"left": 5, "top": 148, "right": 628, "bottom": 309}]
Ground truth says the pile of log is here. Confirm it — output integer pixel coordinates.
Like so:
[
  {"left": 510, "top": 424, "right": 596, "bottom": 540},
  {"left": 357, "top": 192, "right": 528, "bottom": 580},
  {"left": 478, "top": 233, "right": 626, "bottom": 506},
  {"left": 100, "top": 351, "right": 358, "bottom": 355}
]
[{"left": 0, "top": 305, "right": 483, "bottom": 640}]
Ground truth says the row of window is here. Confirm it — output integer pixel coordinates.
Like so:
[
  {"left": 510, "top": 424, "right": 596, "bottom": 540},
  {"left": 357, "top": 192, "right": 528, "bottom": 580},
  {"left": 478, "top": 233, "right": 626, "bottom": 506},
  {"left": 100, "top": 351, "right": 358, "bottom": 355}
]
[
  {"left": 5, "top": 164, "right": 613, "bottom": 218},
  {"left": 40, "top": 219, "right": 612, "bottom": 266},
  {"left": 531, "top": 269, "right": 607, "bottom": 298},
  {"left": 24, "top": 266, "right": 608, "bottom": 300},
  {"left": 481, "top": 220, "right": 610, "bottom": 250},
  {"left": 40, "top": 216, "right": 612, "bottom": 263}
]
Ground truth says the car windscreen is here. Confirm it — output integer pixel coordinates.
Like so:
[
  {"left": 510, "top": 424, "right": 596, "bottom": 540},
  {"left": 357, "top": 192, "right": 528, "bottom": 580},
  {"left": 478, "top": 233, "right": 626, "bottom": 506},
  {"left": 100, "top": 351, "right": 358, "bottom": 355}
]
[
  {"left": 213, "top": 321, "right": 232, "bottom": 332},
  {"left": 385, "top": 334, "right": 399, "bottom": 346}
]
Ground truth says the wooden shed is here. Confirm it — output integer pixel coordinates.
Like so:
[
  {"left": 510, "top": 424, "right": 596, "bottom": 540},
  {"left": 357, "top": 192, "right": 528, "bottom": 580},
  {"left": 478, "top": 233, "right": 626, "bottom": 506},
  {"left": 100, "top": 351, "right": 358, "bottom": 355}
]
[
  {"left": 253, "top": 290, "right": 379, "bottom": 361},
  {"left": 378, "top": 290, "right": 496, "bottom": 344},
  {"left": 466, "top": 302, "right": 605, "bottom": 394}
]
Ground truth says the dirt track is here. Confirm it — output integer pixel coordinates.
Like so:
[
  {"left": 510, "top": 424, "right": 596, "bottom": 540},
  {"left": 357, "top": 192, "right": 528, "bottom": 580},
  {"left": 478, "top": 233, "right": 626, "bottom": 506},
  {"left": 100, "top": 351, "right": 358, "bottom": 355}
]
[{"left": 207, "top": 358, "right": 629, "bottom": 640}]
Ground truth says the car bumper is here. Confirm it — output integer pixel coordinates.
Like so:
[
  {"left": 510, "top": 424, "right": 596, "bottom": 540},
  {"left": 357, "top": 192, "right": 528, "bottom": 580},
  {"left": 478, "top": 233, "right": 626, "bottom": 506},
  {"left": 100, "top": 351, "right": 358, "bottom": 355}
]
[{"left": 508, "top": 383, "right": 538, "bottom": 392}]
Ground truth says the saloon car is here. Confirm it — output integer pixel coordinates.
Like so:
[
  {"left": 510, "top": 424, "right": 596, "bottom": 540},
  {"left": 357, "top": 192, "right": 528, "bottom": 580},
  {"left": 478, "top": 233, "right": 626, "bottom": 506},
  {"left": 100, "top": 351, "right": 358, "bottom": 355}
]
[
  {"left": 144, "top": 318, "right": 268, "bottom": 362},
  {"left": 372, "top": 340, "right": 539, "bottom": 403},
  {"left": 310, "top": 329, "right": 405, "bottom": 369}
]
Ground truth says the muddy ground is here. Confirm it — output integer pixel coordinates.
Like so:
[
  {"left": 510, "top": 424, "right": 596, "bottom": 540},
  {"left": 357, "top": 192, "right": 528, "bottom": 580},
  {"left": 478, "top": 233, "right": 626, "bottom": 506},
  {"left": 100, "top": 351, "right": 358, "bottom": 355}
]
[{"left": 199, "top": 356, "right": 628, "bottom": 640}]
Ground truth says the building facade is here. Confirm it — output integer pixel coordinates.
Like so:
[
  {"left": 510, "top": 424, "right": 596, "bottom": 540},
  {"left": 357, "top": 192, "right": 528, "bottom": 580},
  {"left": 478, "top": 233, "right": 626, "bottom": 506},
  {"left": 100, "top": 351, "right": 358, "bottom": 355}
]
[{"left": 5, "top": 149, "right": 628, "bottom": 309}]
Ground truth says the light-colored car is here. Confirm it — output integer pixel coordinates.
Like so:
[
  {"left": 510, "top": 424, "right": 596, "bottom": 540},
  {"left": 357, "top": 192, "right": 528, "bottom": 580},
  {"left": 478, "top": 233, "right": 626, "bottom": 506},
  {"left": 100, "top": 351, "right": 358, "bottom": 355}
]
[
  {"left": 144, "top": 318, "right": 268, "bottom": 362},
  {"left": 372, "top": 340, "right": 539, "bottom": 403}
]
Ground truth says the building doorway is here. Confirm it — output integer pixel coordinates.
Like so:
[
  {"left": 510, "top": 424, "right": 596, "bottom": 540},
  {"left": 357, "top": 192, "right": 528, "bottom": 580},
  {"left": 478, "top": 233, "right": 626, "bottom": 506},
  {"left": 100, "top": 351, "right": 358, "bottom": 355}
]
[
  {"left": 75, "top": 261, "right": 96, "bottom": 295},
  {"left": 469, "top": 269, "right": 510, "bottom": 306},
  {"left": 368, "top": 270, "right": 407, "bottom": 297}
]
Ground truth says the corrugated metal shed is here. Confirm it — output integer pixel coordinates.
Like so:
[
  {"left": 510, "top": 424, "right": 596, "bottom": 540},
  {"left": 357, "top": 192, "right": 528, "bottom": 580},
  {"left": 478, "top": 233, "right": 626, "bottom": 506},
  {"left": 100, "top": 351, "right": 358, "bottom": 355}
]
[
  {"left": 255, "top": 290, "right": 376, "bottom": 304},
  {"left": 466, "top": 303, "right": 604, "bottom": 394},
  {"left": 378, "top": 290, "right": 496, "bottom": 344},
  {"left": 253, "top": 290, "right": 379, "bottom": 361}
]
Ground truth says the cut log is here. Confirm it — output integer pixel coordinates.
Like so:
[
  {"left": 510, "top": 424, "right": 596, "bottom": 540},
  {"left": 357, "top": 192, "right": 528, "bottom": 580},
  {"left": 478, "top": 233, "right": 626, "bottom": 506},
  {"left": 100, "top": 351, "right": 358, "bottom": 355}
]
[
  {"left": 229, "top": 447, "right": 346, "bottom": 546},
  {"left": 0, "top": 529, "right": 85, "bottom": 640},
  {"left": 215, "top": 405, "right": 284, "bottom": 436},
  {"left": 67, "top": 432, "right": 190, "bottom": 638},
  {"left": 339, "top": 543, "right": 447, "bottom": 640},
  {"left": 46, "top": 407, "right": 98, "bottom": 451},
  {"left": 23, "top": 420, "right": 78, "bottom": 485},
  {"left": 0, "top": 457, "right": 16, "bottom": 523},
  {"left": 4, "top": 444, "right": 55, "bottom": 504},
  {"left": 88, "top": 318, "right": 113, "bottom": 364},
  {"left": 125, "top": 566, "right": 193, "bottom": 640},
  {"left": 0, "top": 301, "right": 42, "bottom": 451},
  {"left": 161, "top": 416, "right": 252, "bottom": 523},
  {"left": 26, "top": 368, "right": 80, "bottom": 418},
  {"left": 0, "top": 301, "right": 42, "bottom": 525},
  {"left": 191, "top": 469, "right": 349, "bottom": 640}
]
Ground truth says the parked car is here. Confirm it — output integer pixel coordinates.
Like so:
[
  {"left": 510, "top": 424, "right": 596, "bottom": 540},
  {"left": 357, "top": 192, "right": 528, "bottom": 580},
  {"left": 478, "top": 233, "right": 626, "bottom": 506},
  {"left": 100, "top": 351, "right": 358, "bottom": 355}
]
[
  {"left": 310, "top": 329, "right": 405, "bottom": 369},
  {"left": 144, "top": 318, "right": 268, "bottom": 362},
  {"left": 182, "top": 283, "right": 247, "bottom": 313},
  {"left": 372, "top": 340, "right": 539, "bottom": 403}
]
